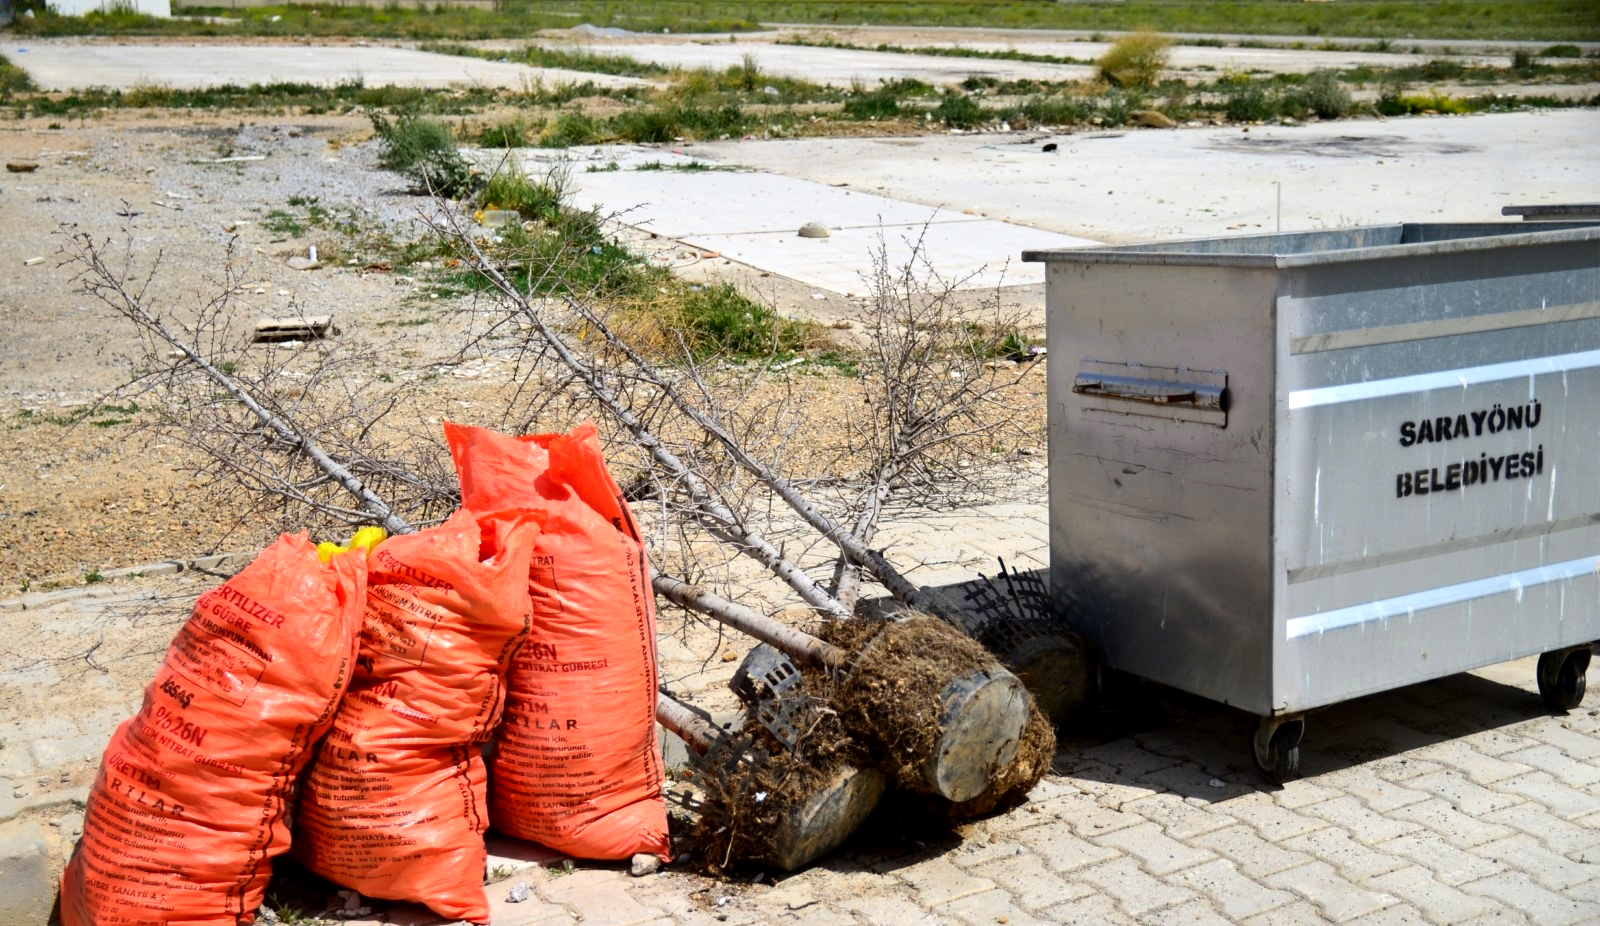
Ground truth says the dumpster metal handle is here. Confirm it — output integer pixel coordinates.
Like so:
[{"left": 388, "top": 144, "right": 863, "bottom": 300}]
[
  {"left": 1072, "top": 373, "right": 1224, "bottom": 410},
  {"left": 1073, "top": 360, "right": 1228, "bottom": 427}
]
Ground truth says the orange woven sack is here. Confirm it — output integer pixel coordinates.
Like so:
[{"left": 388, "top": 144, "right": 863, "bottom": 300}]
[
  {"left": 292, "top": 508, "right": 540, "bottom": 923},
  {"left": 60, "top": 533, "right": 367, "bottom": 926},
  {"left": 446, "top": 421, "right": 670, "bottom": 861}
]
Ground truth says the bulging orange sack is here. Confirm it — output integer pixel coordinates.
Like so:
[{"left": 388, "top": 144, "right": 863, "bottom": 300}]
[
  {"left": 292, "top": 508, "right": 539, "bottom": 923},
  {"left": 447, "top": 422, "right": 669, "bottom": 861},
  {"left": 61, "top": 533, "right": 367, "bottom": 926}
]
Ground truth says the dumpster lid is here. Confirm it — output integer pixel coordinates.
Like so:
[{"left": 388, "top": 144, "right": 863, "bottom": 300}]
[{"left": 1021, "top": 222, "right": 1600, "bottom": 269}]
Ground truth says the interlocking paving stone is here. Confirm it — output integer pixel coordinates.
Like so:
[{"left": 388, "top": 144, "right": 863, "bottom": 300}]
[
  {"left": 843, "top": 892, "right": 959, "bottom": 926},
  {"left": 1010, "top": 819, "right": 1122, "bottom": 873},
  {"left": 1053, "top": 799, "right": 1146, "bottom": 839},
  {"left": 1272, "top": 779, "right": 1346, "bottom": 810},
  {"left": 1374, "top": 832, "right": 1508, "bottom": 886},
  {"left": 1165, "top": 858, "right": 1297, "bottom": 921},
  {"left": 967, "top": 851, "right": 1095, "bottom": 911},
  {"left": 1340, "top": 906, "right": 1439, "bottom": 926},
  {"left": 1407, "top": 769, "right": 1529, "bottom": 816},
  {"left": 1074, "top": 856, "right": 1198, "bottom": 917},
  {"left": 1190, "top": 824, "right": 1317, "bottom": 879},
  {"left": 1414, "top": 741, "right": 1537, "bottom": 786},
  {"left": 1242, "top": 899, "right": 1339, "bottom": 926},
  {"left": 1468, "top": 834, "right": 1600, "bottom": 891},
  {"left": 935, "top": 888, "right": 1056, "bottom": 926},
  {"left": 1264, "top": 861, "right": 1400, "bottom": 923},
  {"left": 1363, "top": 865, "right": 1498, "bottom": 924},
  {"left": 1044, "top": 891, "right": 1142, "bottom": 926},
  {"left": 1386, "top": 798, "right": 1518, "bottom": 849},
  {"left": 1119, "top": 794, "right": 1238, "bottom": 841},
  {"left": 892, "top": 857, "right": 995, "bottom": 906},
  {"left": 1323, "top": 767, "right": 1433, "bottom": 813},
  {"left": 1279, "top": 827, "right": 1412, "bottom": 881},
  {"left": 1055, "top": 759, "right": 1165, "bottom": 809},
  {"left": 537, "top": 870, "right": 662, "bottom": 926},
  {"left": 1526, "top": 720, "right": 1600, "bottom": 758},
  {"left": 1142, "top": 898, "right": 1236, "bottom": 926},
  {"left": 1090, "top": 821, "right": 1215, "bottom": 876},
  {"left": 1459, "top": 870, "right": 1598, "bottom": 926},
  {"left": 1301, "top": 796, "right": 1427, "bottom": 846},
  {"left": 1478, "top": 801, "right": 1600, "bottom": 857},
  {"left": 1496, "top": 744, "right": 1600, "bottom": 788},
  {"left": 1496, "top": 770, "right": 1600, "bottom": 820},
  {"left": 1219, "top": 792, "right": 1332, "bottom": 840}
]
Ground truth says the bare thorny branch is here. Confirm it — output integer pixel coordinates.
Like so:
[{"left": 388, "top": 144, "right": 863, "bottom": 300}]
[{"left": 66, "top": 166, "right": 1039, "bottom": 666}]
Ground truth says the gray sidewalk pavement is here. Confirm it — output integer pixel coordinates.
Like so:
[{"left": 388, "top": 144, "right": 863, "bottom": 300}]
[{"left": 3, "top": 463, "right": 1598, "bottom": 924}]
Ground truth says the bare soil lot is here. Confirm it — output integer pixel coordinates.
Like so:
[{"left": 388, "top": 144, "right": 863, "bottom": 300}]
[{"left": 0, "top": 108, "right": 1048, "bottom": 591}]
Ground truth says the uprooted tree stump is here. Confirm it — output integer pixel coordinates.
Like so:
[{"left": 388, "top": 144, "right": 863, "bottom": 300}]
[{"left": 656, "top": 694, "right": 886, "bottom": 873}]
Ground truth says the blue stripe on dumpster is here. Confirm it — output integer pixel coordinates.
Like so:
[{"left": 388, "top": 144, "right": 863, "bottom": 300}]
[
  {"left": 1286, "top": 348, "right": 1600, "bottom": 410},
  {"left": 1286, "top": 553, "right": 1600, "bottom": 639}
]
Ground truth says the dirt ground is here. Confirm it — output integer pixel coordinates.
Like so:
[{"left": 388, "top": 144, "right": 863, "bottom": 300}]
[{"left": 0, "top": 108, "right": 1048, "bottom": 593}]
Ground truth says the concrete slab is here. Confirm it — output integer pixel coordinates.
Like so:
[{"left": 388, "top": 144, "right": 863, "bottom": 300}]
[
  {"left": 1, "top": 40, "right": 649, "bottom": 92},
  {"left": 568, "top": 40, "right": 1095, "bottom": 86},
  {"left": 688, "top": 110, "right": 1600, "bottom": 244},
  {"left": 509, "top": 145, "right": 1096, "bottom": 293},
  {"left": 940, "top": 39, "right": 1508, "bottom": 73}
]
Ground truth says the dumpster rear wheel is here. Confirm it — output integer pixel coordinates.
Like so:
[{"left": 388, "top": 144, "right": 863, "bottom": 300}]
[
  {"left": 1537, "top": 647, "right": 1591, "bottom": 712},
  {"left": 1251, "top": 716, "right": 1304, "bottom": 784}
]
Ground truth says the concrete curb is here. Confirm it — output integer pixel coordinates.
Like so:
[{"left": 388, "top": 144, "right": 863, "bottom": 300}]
[{"left": 0, "top": 551, "right": 255, "bottom": 612}]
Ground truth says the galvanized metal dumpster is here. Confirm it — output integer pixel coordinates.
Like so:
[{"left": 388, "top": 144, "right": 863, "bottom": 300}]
[{"left": 1023, "top": 223, "right": 1600, "bottom": 779}]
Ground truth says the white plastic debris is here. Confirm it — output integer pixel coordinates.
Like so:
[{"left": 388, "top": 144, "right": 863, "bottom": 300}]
[{"left": 506, "top": 880, "right": 530, "bottom": 903}]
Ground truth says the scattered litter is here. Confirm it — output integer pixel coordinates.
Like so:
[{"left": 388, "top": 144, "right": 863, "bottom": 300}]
[
  {"left": 276, "top": 289, "right": 290, "bottom": 296},
  {"left": 331, "top": 890, "right": 371, "bottom": 919},
  {"left": 1208, "top": 778, "right": 1226, "bottom": 788},
  {"left": 151, "top": 200, "right": 182, "bottom": 210},
  {"left": 204, "top": 155, "right": 268, "bottom": 164},
  {"left": 23, "top": 257, "right": 45, "bottom": 267},
  {"left": 505, "top": 880, "right": 530, "bottom": 903},
  {"left": 6, "top": 162, "right": 39, "bottom": 173},
  {"left": 254, "top": 316, "right": 337, "bottom": 343},
  {"left": 479, "top": 209, "right": 519, "bottom": 228},
  {"left": 811, "top": 292, "right": 826, "bottom": 300}
]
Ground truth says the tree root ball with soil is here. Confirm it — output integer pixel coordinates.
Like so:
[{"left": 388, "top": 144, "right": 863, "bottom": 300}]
[
  {"left": 818, "top": 615, "right": 1030, "bottom": 801},
  {"left": 933, "top": 700, "right": 1056, "bottom": 822},
  {"left": 692, "top": 707, "right": 877, "bottom": 874}
]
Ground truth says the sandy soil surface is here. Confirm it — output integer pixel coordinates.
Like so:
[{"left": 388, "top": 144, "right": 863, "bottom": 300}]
[{"left": 0, "top": 108, "right": 1047, "bottom": 593}]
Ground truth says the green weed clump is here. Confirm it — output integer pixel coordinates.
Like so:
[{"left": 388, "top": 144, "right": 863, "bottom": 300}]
[
  {"left": 369, "top": 110, "right": 475, "bottom": 198},
  {"left": 479, "top": 162, "right": 566, "bottom": 224},
  {"left": 1295, "top": 70, "right": 1354, "bottom": 119},
  {"left": 539, "top": 110, "right": 605, "bottom": 148},
  {"left": 0, "top": 54, "right": 37, "bottom": 96},
  {"left": 478, "top": 116, "right": 542, "bottom": 149},
  {"left": 1097, "top": 30, "right": 1172, "bottom": 88},
  {"left": 932, "top": 91, "right": 984, "bottom": 128},
  {"left": 665, "top": 282, "right": 824, "bottom": 359}
]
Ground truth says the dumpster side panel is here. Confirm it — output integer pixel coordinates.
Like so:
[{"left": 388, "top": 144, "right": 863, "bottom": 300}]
[
  {"left": 1048, "top": 261, "right": 1279, "bottom": 713},
  {"left": 1273, "top": 238, "right": 1600, "bottom": 711}
]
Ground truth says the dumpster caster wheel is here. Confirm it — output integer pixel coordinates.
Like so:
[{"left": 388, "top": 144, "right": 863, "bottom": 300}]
[
  {"left": 1252, "top": 717, "right": 1304, "bottom": 784},
  {"left": 1537, "top": 647, "right": 1591, "bottom": 712}
]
